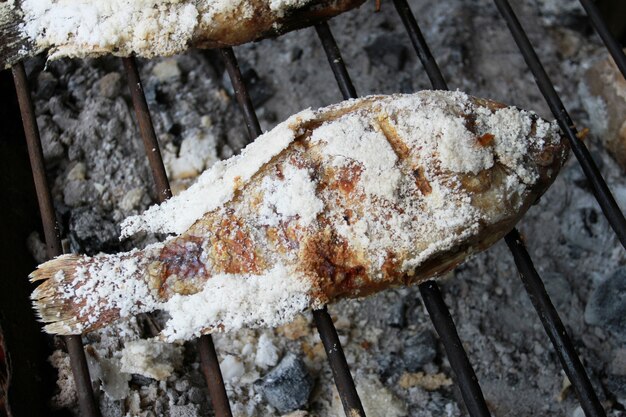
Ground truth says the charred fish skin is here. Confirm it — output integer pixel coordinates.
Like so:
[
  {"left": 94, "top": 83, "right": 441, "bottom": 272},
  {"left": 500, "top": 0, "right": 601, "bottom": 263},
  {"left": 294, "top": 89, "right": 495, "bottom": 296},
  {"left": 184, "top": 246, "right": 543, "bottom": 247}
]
[
  {"left": 29, "top": 91, "right": 568, "bottom": 342},
  {"left": 0, "top": 0, "right": 366, "bottom": 69}
]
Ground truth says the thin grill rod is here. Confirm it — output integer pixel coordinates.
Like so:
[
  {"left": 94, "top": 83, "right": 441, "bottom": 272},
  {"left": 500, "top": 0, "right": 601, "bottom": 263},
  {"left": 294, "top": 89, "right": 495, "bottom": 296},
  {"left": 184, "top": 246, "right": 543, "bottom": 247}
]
[
  {"left": 315, "top": 22, "right": 358, "bottom": 99},
  {"left": 392, "top": 0, "right": 447, "bottom": 90},
  {"left": 314, "top": 23, "right": 367, "bottom": 417},
  {"left": 313, "top": 307, "right": 365, "bottom": 417},
  {"left": 220, "top": 45, "right": 366, "bottom": 417},
  {"left": 393, "top": 1, "right": 606, "bottom": 415},
  {"left": 505, "top": 230, "right": 606, "bottom": 417},
  {"left": 122, "top": 57, "right": 172, "bottom": 202},
  {"left": 198, "top": 335, "right": 233, "bottom": 417},
  {"left": 122, "top": 57, "right": 233, "bottom": 417},
  {"left": 579, "top": 0, "right": 626, "bottom": 81},
  {"left": 419, "top": 283, "right": 491, "bottom": 417},
  {"left": 492, "top": 0, "right": 626, "bottom": 250},
  {"left": 11, "top": 63, "right": 102, "bottom": 417},
  {"left": 220, "top": 48, "right": 262, "bottom": 139},
  {"left": 314, "top": 19, "right": 491, "bottom": 417}
]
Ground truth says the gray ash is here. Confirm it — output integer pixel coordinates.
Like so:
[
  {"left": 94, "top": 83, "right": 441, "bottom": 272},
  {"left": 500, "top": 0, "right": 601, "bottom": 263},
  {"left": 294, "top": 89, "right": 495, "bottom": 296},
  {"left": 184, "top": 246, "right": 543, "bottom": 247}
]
[{"left": 23, "top": 0, "right": 626, "bottom": 416}]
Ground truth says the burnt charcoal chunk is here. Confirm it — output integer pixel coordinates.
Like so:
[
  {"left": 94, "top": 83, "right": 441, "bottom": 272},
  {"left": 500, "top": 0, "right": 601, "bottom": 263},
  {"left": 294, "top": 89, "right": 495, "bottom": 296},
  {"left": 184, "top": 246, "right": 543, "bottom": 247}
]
[
  {"left": 365, "top": 35, "right": 408, "bottom": 71},
  {"left": 585, "top": 267, "right": 626, "bottom": 341},
  {"left": 401, "top": 330, "right": 437, "bottom": 372},
  {"left": 222, "top": 62, "right": 274, "bottom": 107},
  {"left": 257, "top": 353, "right": 313, "bottom": 414}
]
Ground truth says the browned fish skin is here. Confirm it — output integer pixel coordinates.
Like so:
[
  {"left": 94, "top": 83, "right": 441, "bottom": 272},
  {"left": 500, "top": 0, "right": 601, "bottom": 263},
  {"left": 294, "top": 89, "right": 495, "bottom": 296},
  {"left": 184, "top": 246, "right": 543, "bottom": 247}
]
[
  {"left": 0, "top": 0, "right": 366, "bottom": 69},
  {"left": 29, "top": 91, "right": 568, "bottom": 341}
]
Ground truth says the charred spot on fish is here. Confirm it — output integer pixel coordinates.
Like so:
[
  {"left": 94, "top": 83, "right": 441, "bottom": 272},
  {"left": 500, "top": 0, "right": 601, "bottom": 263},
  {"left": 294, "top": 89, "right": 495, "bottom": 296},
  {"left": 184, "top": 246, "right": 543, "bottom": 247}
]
[
  {"left": 477, "top": 133, "right": 495, "bottom": 147},
  {"left": 413, "top": 167, "right": 432, "bottom": 195},
  {"left": 343, "top": 209, "right": 353, "bottom": 225},
  {"left": 275, "top": 165, "right": 285, "bottom": 180},
  {"left": 158, "top": 237, "right": 207, "bottom": 288},
  {"left": 381, "top": 251, "right": 402, "bottom": 281},
  {"left": 213, "top": 215, "right": 264, "bottom": 274},
  {"left": 463, "top": 113, "right": 478, "bottom": 134},
  {"left": 376, "top": 113, "right": 410, "bottom": 160},
  {"left": 302, "top": 232, "right": 369, "bottom": 299},
  {"left": 333, "top": 164, "right": 362, "bottom": 195}
]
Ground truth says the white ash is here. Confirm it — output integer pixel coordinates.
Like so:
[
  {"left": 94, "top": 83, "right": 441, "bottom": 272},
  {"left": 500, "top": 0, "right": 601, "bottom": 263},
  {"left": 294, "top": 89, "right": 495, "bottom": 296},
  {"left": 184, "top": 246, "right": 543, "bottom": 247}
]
[
  {"left": 120, "top": 339, "right": 183, "bottom": 381},
  {"left": 48, "top": 350, "right": 77, "bottom": 409},
  {"left": 120, "top": 108, "right": 315, "bottom": 237},
  {"left": 27, "top": 0, "right": 626, "bottom": 416}
]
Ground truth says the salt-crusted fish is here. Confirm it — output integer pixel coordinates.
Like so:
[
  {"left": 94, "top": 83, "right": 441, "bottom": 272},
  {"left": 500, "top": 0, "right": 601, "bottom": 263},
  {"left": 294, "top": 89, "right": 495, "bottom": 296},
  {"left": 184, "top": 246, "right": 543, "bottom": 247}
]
[
  {"left": 0, "top": 0, "right": 365, "bottom": 69},
  {"left": 30, "top": 90, "right": 568, "bottom": 342}
]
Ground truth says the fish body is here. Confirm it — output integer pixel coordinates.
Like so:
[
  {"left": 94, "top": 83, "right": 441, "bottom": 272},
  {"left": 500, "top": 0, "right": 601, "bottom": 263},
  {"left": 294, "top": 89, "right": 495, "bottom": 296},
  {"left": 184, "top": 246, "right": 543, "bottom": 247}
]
[
  {"left": 0, "top": 0, "right": 366, "bottom": 68},
  {"left": 30, "top": 91, "right": 568, "bottom": 342}
]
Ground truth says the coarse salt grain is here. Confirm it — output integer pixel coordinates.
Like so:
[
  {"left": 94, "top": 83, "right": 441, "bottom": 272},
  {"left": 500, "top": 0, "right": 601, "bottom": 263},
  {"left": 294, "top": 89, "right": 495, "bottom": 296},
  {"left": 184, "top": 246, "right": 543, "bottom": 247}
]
[{"left": 121, "top": 109, "right": 315, "bottom": 237}]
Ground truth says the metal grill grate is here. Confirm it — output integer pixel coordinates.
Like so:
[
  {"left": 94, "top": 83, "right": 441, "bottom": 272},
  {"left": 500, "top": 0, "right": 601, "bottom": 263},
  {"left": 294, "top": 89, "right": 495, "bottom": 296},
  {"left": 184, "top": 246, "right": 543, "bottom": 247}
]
[{"left": 7, "top": 1, "right": 625, "bottom": 416}]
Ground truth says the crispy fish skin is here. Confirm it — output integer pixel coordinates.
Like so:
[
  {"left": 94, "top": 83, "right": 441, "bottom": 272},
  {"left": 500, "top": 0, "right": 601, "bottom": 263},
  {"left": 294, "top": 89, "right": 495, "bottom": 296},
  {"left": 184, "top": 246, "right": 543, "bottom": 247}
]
[
  {"left": 30, "top": 91, "right": 568, "bottom": 341},
  {"left": 0, "top": 0, "right": 366, "bottom": 69}
]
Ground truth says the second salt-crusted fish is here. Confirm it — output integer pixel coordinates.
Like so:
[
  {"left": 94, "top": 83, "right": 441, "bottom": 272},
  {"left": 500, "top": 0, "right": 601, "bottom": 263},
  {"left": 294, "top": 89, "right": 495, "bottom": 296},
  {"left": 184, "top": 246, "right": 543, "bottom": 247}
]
[
  {"left": 30, "top": 90, "right": 568, "bottom": 342},
  {"left": 0, "top": 0, "right": 365, "bottom": 68}
]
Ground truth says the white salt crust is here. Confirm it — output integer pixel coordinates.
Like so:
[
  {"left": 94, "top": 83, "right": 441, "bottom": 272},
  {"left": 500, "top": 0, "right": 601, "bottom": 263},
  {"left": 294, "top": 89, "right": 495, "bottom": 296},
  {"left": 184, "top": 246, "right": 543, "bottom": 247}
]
[
  {"left": 42, "top": 91, "right": 561, "bottom": 341},
  {"left": 18, "top": 0, "right": 317, "bottom": 60},
  {"left": 258, "top": 164, "right": 324, "bottom": 227},
  {"left": 121, "top": 109, "right": 315, "bottom": 237}
]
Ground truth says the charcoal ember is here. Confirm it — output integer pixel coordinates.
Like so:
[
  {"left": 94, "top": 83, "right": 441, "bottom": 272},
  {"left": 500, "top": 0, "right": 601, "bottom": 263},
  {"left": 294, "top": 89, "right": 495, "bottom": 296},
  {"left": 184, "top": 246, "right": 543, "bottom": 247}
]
[
  {"left": 364, "top": 34, "right": 408, "bottom": 71},
  {"left": 37, "top": 115, "right": 65, "bottom": 165},
  {"left": 35, "top": 71, "right": 58, "bottom": 100},
  {"left": 69, "top": 207, "right": 120, "bottom": 254},
  {"left": 541, "top": 272, "right": 573, "bottom": 311},
  {"left": 387, "top": 299, "right": 407, "bottom": 328},
  {"left": 375, "top": 353, "right": 404, "bottom": 381},
  {"left": 584, "top": 267, "right": 626, "bottom": 341},
  {"left": 221, "top": 63, "right": 274, "bottom": 107},
  {"left": 401, "top": 330, "right": 437, "bottom": 372},
  {"left": 606, "top": 374, "right": 626, "bottom": 406},
  {"left": 99, "top": 395, "right": 125, "bottom": 417},
  {"left": 96, "top": 72, "right": 123, "bottom": 99},
  {"left": 256, "top": 353, "right": 313, "bottom": 414}
]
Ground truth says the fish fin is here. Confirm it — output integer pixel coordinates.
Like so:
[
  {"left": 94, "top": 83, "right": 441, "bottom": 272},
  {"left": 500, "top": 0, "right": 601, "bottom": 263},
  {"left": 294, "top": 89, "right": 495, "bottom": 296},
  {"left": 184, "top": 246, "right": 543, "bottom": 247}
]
[
  {"left": 30, "top": 254, "right": 88, "bottom": 335},
  {"left": 0, "top": 1, "right": 34, "bottom": 69}
]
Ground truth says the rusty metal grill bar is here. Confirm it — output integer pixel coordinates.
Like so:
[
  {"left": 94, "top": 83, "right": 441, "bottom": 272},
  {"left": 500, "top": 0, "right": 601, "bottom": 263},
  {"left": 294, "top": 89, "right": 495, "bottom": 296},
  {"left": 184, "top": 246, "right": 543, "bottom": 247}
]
[
  {"left": 219, "top": 45, "right": 366, "bottom": 417},
  {"left": 122, "top": 57, "right": 172, "bottom": 202},
  {"left": 220, "top": 48, "right": 262, "bottom": 139},
  {"left": 9, "top": 1, "right": 621, "bottom": 415},
  {"left": 314, "top": 19, "right": 491, "bottom": 417},
  {"left": 505, "top": 230, "right": 606, "bottom": 417},
  {"left": 579, "top": 0, "right": 626, "bottom": 80},
  {"left": 493, "top": 0, "right": 626, "bottom": 249},
  {"left": 315, "top": 22, "right": 358, "bottom": 99},
  {"left": 393, "top": 1, "right": 607, "bottom": 416},
  {"left": 121, "top": 56, "right": 233, "bottom": 417},
  {"left": 11, "top": 62, "right": 102, "bottom": 417}
]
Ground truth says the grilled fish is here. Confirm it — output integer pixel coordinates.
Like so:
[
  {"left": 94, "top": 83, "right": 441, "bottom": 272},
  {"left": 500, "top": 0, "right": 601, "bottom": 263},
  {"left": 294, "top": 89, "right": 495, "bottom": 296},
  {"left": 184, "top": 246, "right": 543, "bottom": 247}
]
[
  {"left": 0, "top": 0, "right": 366, "bottom": 69},
  {"left": 30, "top": 91, "right": 568, "bottom": 342}
]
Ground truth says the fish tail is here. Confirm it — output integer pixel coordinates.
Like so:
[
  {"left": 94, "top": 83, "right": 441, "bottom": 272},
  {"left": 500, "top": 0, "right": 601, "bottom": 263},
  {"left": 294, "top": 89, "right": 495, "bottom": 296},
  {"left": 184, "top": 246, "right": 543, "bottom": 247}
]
[
  {"left": 0, "top": 1, "right": 33, "bottom": 69},
  {"left": 30, "top": 254, "right": 89, "bottom": 335},
  {"left": 30, "top": 248, "right": 161, "bottom": 336}
]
